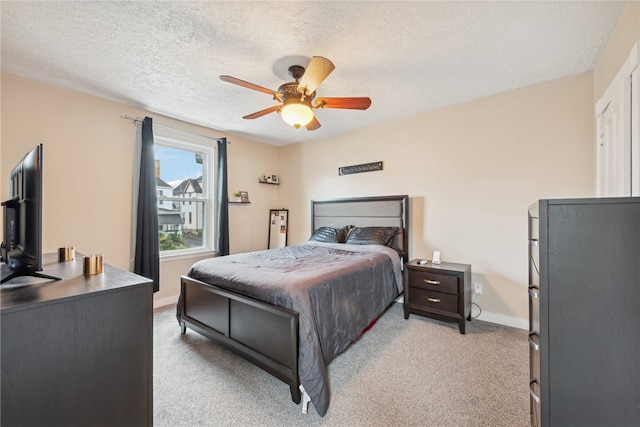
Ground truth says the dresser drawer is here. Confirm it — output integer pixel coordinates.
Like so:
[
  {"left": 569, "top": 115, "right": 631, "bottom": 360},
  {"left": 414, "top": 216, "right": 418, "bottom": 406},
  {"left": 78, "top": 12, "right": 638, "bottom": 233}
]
[
  {"left": 408, "top": 270, "right": 458, "bottom": 295},
  {"left": 408, "top": 288, "right": 458, "bottom": 313},
  {"left": 529, "top": 240, "right": 539, "bottom": 286},
  {"left": 529, "top": 216, "right": 539, "bottom": 240}
]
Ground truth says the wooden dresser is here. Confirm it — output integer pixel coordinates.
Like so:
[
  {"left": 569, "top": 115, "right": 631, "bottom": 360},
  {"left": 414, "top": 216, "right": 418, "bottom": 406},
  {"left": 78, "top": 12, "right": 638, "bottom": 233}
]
[
  {"left": 1, "top": 253, "right": 153, "bottom": 427},
  {"left": 528, "top": 198, "right": 640, "bottom": 426},
  {"left": 404, "top": 259, "right": 471, "bottom": 334}
]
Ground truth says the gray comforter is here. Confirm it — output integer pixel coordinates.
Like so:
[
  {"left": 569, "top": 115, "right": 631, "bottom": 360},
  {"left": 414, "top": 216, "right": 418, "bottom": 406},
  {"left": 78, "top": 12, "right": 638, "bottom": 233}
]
[{"left": 186, "top": 241, "right": 403, "bottom": 416}]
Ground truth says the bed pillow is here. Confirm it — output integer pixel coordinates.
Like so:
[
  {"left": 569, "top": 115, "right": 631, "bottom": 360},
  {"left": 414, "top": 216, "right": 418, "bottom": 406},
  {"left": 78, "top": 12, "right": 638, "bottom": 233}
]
[
  {"left": 308, "top": 226, "right": 351, "bottom": 243},
  {"left": 345, "top": 226, "right": 399, "bottom": 247}
]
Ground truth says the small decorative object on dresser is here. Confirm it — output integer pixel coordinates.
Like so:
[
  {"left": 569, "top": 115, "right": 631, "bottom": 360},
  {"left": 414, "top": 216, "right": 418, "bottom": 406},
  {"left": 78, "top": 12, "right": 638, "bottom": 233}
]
[{"left": 404, "top": 259, "right": 471, "bottom": 334}]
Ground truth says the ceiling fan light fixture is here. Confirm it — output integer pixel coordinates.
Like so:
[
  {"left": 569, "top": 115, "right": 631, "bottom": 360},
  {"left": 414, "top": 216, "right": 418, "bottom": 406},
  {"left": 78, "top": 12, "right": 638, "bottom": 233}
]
[
  {"left": 280, "top": 97, "right": 314, "bottom": 128},
  {"left": 220, "top": 56, "right": 369, "bottom": 131}
]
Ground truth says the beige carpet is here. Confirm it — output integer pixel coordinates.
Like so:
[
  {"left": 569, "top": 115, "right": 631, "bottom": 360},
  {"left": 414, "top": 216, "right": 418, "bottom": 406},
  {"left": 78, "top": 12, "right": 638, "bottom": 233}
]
[{"left": 153, "top": 302, "right": 530, "bottom": 426}]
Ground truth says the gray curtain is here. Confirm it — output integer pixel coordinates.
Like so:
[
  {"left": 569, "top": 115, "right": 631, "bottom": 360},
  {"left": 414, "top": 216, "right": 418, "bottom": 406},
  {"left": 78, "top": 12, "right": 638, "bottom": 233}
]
[
  {"left": 216, "top": 138, "right": 229, "bottom": 256},
  {"left": 134, "top": 117, "right": 160, "bottom": 292}
]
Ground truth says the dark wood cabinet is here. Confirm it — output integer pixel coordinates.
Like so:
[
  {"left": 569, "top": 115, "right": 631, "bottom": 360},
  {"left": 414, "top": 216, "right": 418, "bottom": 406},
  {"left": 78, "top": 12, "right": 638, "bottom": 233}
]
[
  {"left": 1, "top": 253, "right": 153, "bottom": 427},
  {"left": 529, "top": 197, "right": 640, "bottom": 427},
  {"left": 404, "top": 259, "right": 471, "bottom": 334}
]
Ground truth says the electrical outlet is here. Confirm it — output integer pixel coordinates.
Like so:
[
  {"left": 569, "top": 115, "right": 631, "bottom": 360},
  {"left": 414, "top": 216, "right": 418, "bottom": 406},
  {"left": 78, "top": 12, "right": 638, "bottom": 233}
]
[{"left": 473, "top": 282, "right": 483, "bottom": 296}]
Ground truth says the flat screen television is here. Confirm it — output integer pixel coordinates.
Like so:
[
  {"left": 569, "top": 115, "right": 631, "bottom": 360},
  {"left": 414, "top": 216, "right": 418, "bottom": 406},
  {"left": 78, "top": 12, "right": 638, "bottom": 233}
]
[{"left": 1, "top": 144, "right": 60, "bottom": 285}]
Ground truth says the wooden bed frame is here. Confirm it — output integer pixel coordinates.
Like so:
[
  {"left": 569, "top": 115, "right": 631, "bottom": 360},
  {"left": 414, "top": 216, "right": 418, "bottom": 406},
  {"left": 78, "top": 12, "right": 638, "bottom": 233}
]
[{"left": 178, "top": 194, "right": 409, "bottom": 405}]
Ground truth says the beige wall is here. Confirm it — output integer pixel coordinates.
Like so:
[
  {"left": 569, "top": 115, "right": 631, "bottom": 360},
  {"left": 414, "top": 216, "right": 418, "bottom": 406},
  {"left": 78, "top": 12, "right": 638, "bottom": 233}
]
[
  {"left": 278, "top": 72, "right": 595, "bottom": 327},
  {"left": 0, "top": 71, "right": 598, "bottom": 326},
  {"left": 1, "top": 72, "right": 279, "bottom": 306},
  {"left": 593, "top": 0, "right": 640, "bottom": 101}
]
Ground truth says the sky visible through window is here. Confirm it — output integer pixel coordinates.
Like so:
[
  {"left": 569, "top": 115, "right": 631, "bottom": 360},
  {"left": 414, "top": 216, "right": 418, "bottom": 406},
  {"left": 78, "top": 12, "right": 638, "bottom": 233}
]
[{"left": 155, "top": 145, "right": 203, "bottom": 188}]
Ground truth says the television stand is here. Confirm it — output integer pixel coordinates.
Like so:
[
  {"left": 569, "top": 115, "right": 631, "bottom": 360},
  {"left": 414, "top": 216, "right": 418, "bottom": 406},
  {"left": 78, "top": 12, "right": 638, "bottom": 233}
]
[
  {"left": 1, "top": 252, "right": 153, "bottom": 426},
  {"left": 0, "top": 269, "right": 62, "bottom": 285}
]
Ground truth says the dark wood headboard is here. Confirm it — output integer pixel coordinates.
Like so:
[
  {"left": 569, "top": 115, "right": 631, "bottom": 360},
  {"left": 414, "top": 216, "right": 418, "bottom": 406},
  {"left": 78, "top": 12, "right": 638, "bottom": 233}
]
[{"left": 310, "top": 195, "right": 409, "bottom": 262}]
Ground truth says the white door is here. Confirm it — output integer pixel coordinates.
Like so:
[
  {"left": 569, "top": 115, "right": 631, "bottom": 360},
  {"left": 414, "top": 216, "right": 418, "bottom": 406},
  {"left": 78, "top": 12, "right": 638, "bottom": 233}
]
[
  {"left": 597, "top": 79, "right": 629, "bottom": 196},
  {"left": 596, "top": 43, "right": 638, "bottom": 197}
]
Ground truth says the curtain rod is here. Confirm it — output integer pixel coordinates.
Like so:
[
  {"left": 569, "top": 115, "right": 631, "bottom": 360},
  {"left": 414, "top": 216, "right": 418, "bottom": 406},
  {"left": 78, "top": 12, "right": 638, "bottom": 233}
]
[
  {"left": 119, "top": 114, "right": 230, "bottom": 143},
  {"left": 120, "top": 114, "right": 144, "bottom": 123}
]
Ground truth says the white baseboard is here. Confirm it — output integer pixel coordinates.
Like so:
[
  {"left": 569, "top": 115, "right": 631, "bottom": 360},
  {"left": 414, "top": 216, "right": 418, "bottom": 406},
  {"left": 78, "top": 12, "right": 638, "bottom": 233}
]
[
  {"left": 475, "top": 311, "right": 527, "bottom": 330},
  {"left": 153, "top": 294, "right": 179, "bottom": 309}
]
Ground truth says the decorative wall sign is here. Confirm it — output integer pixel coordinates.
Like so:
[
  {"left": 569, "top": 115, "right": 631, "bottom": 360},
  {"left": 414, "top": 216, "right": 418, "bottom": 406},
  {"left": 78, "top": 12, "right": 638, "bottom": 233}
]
[{"left": 338, "top": 161, "right": 383, "bottom": 176}]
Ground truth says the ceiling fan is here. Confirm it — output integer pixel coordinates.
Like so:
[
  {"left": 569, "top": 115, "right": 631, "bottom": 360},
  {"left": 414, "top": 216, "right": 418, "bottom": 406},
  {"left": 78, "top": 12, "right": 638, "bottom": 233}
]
[{"left": 220, "top": 56, "right": 371, "bottom": 131}]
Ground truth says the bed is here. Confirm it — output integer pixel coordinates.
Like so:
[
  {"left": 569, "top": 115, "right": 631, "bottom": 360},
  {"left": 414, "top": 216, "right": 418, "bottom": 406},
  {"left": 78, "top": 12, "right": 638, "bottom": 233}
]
[{"left": 177, "top": 195, "right": 409, "bottom": 416}]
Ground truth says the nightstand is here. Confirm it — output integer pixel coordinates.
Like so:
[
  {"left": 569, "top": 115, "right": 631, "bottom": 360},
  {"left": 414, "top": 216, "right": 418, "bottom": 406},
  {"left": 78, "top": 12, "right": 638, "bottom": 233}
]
[{"left": 404, "top": 259, "right": 471, "bottom": 334}]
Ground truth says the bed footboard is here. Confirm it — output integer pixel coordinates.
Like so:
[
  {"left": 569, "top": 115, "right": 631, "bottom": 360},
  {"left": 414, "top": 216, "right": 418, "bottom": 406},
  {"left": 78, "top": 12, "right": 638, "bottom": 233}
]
[{"left": 179, "top": 275, "right": 301, "bottom": 404}]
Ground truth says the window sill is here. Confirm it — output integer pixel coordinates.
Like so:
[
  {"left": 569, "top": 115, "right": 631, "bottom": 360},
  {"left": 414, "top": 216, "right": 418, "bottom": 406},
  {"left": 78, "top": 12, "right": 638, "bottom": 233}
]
[{"left": 159, "top": 249, "right": 216, "bottom": 262}]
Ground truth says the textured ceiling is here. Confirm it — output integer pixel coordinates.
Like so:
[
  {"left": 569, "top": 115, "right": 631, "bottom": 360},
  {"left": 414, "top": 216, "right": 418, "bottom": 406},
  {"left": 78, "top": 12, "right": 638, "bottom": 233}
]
[{"left": 1, "top": 1, "right": 626, "bottom": 146}]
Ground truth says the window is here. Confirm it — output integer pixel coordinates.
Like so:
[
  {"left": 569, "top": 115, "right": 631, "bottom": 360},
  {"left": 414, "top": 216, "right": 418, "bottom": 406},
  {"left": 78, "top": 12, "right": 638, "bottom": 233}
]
[{"left": 153, "top": 132, "right": 215, "bottom": 256}]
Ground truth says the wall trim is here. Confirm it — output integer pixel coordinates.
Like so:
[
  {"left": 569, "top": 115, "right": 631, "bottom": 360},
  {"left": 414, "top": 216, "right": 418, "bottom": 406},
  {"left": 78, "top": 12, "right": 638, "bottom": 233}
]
[
  {"left": 476, "top": 311, "right": 528, "bottom": 330},
  {"left": 154, "top": 294, "right": 179, "bottom": 309}
]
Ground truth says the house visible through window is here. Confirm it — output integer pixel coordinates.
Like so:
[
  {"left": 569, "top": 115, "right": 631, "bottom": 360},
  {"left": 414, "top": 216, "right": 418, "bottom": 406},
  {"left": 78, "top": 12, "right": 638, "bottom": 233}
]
[{"left": 153, "top": 135, "right": 214, "bottom": 255}]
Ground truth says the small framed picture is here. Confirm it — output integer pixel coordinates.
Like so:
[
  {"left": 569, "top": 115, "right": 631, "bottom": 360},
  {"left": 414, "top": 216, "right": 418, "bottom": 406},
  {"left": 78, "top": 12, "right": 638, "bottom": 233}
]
[
  {"left": 271, "top": 174, "right": 279, "bottom": 184},
  {"left": 239, "top": 191, "right": 249, "bottom": 203}
]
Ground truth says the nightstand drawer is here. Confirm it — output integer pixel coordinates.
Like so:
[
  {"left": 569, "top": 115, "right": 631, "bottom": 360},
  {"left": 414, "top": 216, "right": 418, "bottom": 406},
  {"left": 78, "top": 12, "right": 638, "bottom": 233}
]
[
  {"left": 408, "top": 288, "right": 458, "bottom": 313},
  {"left": 408, "top": 270, "right": 458, "bottom": 295}
]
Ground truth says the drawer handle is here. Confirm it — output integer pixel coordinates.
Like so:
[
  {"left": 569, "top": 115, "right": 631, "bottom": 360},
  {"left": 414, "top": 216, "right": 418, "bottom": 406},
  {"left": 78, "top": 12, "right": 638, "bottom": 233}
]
[
  {"left": 424, "top": 279, "right": 440, "bottom": 285},
  {"left": 426, "top": 297, "right": 441, "bottom": 303},
  {"left": 528, "top": 333, "right": 540, "bottom": 351},
  {"left": 528, "top": 287, "right": 539, "bottom": 299},
  {"left": 529, "top": 380, "right": 541, "bottom": 404}
]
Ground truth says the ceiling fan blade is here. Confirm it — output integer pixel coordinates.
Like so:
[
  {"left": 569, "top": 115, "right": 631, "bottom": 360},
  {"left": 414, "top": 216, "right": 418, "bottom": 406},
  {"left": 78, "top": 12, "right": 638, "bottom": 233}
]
[
  {"left": 306, "top": 116, "right": 321, "bottom": 131},
  {"left": 297, "top": 56, "right": 335, "bottom": 96},
  {"left": 315, "top": 97, "right": 372, "bottom": 110},
  {"left": 220, "top": 75, "right": 278, "bottom": 96},
  {"left": 243, "top": 105, "right": 280, "bottom": 119}
]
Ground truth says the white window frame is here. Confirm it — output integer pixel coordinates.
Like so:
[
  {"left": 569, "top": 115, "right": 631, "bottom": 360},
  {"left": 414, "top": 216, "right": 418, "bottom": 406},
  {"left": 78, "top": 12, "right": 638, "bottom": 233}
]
[{"left": 153, "top": 128, "right": 216, "bottom": 259}]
